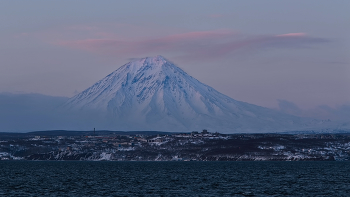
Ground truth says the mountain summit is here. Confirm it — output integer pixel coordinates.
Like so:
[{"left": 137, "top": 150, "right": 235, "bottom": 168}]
[{"left": 64, "top": 55, "right": 304, "bottom": 132}]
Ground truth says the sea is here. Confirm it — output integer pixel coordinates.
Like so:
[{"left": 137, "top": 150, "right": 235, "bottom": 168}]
[{"left": 0, "top": 161, "right": 349, "bottom": 196}]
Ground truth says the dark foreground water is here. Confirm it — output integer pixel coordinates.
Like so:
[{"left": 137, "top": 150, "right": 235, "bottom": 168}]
[{"left": 0, "top": 161, "right": 350, "bottom": 196}]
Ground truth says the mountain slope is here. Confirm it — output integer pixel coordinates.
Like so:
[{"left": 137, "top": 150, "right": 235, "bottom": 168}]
[{"left": 64, "top": 55, "right": 306, "bottom": 133}]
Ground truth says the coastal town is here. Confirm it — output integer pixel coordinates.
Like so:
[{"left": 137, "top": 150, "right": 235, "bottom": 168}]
[{"left": 1, "top": 130, "right": 350, "bottom": 161}]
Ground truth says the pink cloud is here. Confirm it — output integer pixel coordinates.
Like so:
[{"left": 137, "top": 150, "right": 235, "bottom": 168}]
[
  {"left": 156, "top": 29, "right": 235, "bottom": 42},
  {"left": 276, "top": 33, "right": 307, "bottom": 37},
  {"left": 55, "top": 31, "right": 327, "bottom": 61},
  {"left": 57, "top": 29, "right": 237, "bottom": 55}
]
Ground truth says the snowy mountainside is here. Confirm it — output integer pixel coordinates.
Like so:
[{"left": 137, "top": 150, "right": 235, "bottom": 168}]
[{"left": 64, "top": 55, "right": 314, "bottom": 133}]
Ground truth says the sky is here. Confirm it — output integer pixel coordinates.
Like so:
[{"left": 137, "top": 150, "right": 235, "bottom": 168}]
[{"left": 0, "top": 0, "right": 349, "bottom": 110}]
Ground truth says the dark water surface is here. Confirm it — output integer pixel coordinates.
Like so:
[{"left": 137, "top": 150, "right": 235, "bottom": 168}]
[{"left": 0, "top": 161, "right": 350, "bottom": 196}]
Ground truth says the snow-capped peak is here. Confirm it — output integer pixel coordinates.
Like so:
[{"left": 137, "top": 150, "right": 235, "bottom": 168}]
[
  {"left": 63, "top": 55, "right": 306, "bottom": 133},
  {"left": 120, "top": 55, "right": 170, "bottom": 73}
]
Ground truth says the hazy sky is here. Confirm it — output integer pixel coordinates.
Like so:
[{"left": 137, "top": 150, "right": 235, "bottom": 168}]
[{"left": 1, "top": 0, "right": 349, "bottom": 109}]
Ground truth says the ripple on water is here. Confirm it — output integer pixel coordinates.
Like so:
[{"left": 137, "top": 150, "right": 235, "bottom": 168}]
[{"left": 0, "top": 161, "right": 350, "bottom": 196}]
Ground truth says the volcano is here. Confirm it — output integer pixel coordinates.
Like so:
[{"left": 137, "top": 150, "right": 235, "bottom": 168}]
[{"left": 64, "top": 55, "right": 304, "bottom": 133}]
